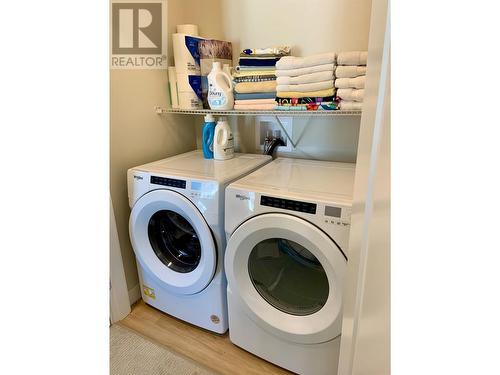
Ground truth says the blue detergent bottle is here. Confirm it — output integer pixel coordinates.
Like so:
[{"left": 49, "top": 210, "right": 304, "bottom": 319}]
[{"left": 202, "top": 114, "right": 216, "bottom": 159}]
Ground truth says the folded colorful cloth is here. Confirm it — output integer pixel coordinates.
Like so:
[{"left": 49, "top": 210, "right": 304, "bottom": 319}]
[
  {"left": 232, "top": 70, "right": 276, "bottom": 78},
  {"left": 335, "top": 76, "right": 365, "bottom": 89},
  {"left": 234, "top": 92, "right": 276, "bottom": 100},
  {"left": 339, "top": 100, "right": 363, "bottom": 110},
  {"left": 276, "top": 87, "right": 335, "bottom": 98},
  {"left": 238, "top": 57, "right": 279, "bottom": 67},
  {"left": 239, "top": 56, "right": 280, "bottom": 60},
  {"left": 336, "top": 88, "right": 364, "bottom": 102},
  {"left": 276, "top": 52, "right": 336, "bottom": 70},
  {"left": 233, "top": 75, "right": 276, "bottom": 83},
  {"left": 235, "top": 98, "right": 276, "bottom": 105},
  {"left": 275, "top": 102, "right": 338, "bottom": 111},
  {"left": 277, "top": 80, "right": 333, "bottom": 93},
  {"left": 335, "top": 65, "right": 367, "bottom": 78},
  {"left": 277, "top": 102, "right": 333, "bottom": 107},
  {"left": 234, "top": 103, "right": 276, "bottom": 110},
  {"left": 276, "top": 71, "right": 333, "bottom": 85},
  {"left": 275, "top": 63, "right": 335, "bottom": 77},
  {"left": 275, "top": 96, "right": 335, "bottom": 106},
  {"left": 236, "top": 66, "right": 276, "bottom": 72},
  {"left": 337, "top": 51, "right": 368, "bottom": 66},
  {"left": 240, "top": 46, "right": 291, "bottom": 56},
  {"left": 235, "top": 81, "right": 277, "bottom": 94}
]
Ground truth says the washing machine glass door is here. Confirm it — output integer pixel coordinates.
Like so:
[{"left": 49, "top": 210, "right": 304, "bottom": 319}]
[
  {"left": 225, "top": 213, "right": 346, "bottom": 344},
  {"left": 130, "top": 189, "right": 216, "bottom": 295}
]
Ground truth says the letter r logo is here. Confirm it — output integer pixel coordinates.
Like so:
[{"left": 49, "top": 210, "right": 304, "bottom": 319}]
[{"left": 112, "top": 3, "right": 162, "bottom": 54}]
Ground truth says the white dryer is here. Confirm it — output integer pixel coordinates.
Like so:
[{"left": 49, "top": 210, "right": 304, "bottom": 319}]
[
  {"left": 128, "top": 150, "right": 271, "bottom": 333},
  {"left": 224, "top": 157, "right": 355, "bottom": 374}
]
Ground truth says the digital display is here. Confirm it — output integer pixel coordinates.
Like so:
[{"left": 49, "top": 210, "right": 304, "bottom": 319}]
[
  {"left": 325, "top": 206, "right": 342, "bottom": 218},
  {"left": 191, "top": 181, "right": 202, "bottom": 191},
  {"left": 150, "top": 176, "right": 186, "bottom": 189},
  {"left": 261, "top": 195, "right": 317, "bottom": 214}
]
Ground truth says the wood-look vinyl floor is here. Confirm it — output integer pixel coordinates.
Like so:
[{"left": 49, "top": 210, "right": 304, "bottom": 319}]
[{"left": 119, "top": 300, "right": 293, "bottom": 375}]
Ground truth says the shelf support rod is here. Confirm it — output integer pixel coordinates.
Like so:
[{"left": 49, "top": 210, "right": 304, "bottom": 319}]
[
  {"left": 274, "top": 115, "right": 312, "bottom": 149},
  {"left": 274, "top": 115, "right": 297, "bottom": 149}
]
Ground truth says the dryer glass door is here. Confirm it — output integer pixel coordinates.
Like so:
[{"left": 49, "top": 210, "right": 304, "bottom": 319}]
[
  {"left": 225, "top": 213, "right": 346, "bottom": 344},
  {"left": 130, "top": 189, "right": 216, "bottom": 295},
  {"left": 248, "top": 238, "right": 329, "bottom": 316}
]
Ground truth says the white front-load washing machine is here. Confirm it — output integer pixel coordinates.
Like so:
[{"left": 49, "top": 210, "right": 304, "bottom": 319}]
[
  {"left": 224, "top": 157, "right": 355, "bottom": 374},
  {"left": 128, "top": 150, "right": 271, "bottom": 333}
]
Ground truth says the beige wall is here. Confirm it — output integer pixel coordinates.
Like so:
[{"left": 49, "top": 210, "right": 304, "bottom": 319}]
[
  {"left": 187, "top": 0, "right": 372, "bottom": 161},
  {"left": 110, "top": 0, "right": 207, "bottom": 293},
  {"left": 111, "top": 0, "right": 373, "bottom": 292},
  {"left": 110, "top": 71, "right": 196, "bottom": 291}
]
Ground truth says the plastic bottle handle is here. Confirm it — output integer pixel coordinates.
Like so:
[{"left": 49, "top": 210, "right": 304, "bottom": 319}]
[
  {"left": 202, "top": 125, "right": 214, "bottom": 149},
  {"left": 220, "top": 71, "right": 233, "bottom": 91},
  {"left": 216, "top": 127, "right": 227, "bottom": 146}
]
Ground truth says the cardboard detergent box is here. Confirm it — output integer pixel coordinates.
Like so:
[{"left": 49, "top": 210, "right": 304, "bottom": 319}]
[{"left": 198, "top": 39, "right": 233, "bottom": 108}]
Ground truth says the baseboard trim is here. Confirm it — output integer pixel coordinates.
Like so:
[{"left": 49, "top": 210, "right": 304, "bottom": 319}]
[{"left": 128, "top": 284, "right": 141, "bottom": 304}]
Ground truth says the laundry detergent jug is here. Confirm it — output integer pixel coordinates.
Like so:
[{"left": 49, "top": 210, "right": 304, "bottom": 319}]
[
  {"left": 207, "top": 62, "right": 234, "bottom": 110},
  {"left": 213, "top": 117, "right": 234, "bottom": 160},
  {"left": 201, "top": 114, "right": 216, "bottom": 159}
]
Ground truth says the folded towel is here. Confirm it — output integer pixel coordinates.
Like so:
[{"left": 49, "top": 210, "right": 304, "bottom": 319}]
[
  {"left": 236, "top": 66, "right": 276, "bottom": 72},
  {"left": 241, "top": 46, "right": 291, "bottom": 56},
  {"left": 276, "top": 52, "right": 336, "bottom": 70},
  {"left": 238, "top": 58, "right": 279, "bottom": 67},
  {"left": 234, "top": 92, "right": 276, "bottom": 100},
  {"left": 232, "top": 70, "right": 276, "bottom": 78},
  {"left": 277, "top": 80, "right": 333, "bottom": 93},
  {"left": 275, "top": 63, "right": 335, "bottom": 77},
  {"left": 234, "top": 103, "right": 276, "bottom": 110},
  {"left": 335, "top": 65, "right": 367, "bottom": 78},
  {"left": 336, "top": 88, "right": 364, "bottom": 102},
  {"left": 277, "top": 88, "right": 335, "bottom": 98},
  {"left": 334, "top": 76, "right": 366, "bottom": 89},
  {"left": 275, "top": 96, "right": 335, "bottom": 105},
  {"left": 235, "top": 98, "right": 276, "bottom": 105},
  {"left": 339, "top": 100, "right": 363, "bottom": 110},
  {"left": 337, "top": 51, "right": 368, "bottom": 66},
  {"left": 235, "top": 81, "right": 277, "bottom": 94},
  {"left": 276, "top": 71, "right": 334, "bottom": 85}
]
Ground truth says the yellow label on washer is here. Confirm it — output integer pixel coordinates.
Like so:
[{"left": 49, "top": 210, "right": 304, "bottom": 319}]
[{"left": 143, "top": 285, "right": 156, "bottom": 299}]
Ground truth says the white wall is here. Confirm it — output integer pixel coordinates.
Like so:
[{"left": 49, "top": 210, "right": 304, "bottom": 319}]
[{"left": 338, "top": 0, "right": 390, "bottom": 372}]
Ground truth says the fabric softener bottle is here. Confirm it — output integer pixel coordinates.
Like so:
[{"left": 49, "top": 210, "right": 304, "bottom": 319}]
[{"left": 207, "top": 62, "right": 234, "bottom": 110}]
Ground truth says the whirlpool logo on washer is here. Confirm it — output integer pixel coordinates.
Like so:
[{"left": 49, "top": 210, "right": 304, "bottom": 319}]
[{"left": 235, "top": 194, "right": 250, "bottom": 201}]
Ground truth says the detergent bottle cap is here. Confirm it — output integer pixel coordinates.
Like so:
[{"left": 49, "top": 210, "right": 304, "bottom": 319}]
[{"left": 204, "top": 114, "right": 215, "bottom": 123}]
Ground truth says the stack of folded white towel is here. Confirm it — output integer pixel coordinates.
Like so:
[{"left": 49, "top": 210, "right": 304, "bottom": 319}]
[
  {"left": 335, "top": 51, "right": 368, "bottom": 110},
  {"left": 274, "top": 52, "right": 337, "bottom": 111}
]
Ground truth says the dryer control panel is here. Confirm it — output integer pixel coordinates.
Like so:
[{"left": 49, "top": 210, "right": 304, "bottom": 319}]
[{"left": 260, "top": 195, "right": 317, "bottom": 214}]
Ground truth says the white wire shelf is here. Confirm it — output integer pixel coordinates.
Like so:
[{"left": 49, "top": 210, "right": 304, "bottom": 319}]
[{"left": 155, "top": 106, "right": 362, "bottom": 117}]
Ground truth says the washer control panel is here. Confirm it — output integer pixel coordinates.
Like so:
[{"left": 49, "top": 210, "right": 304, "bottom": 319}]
[
  {"left": 260, "top": 195, "right": 317, "bottom": 214},
  {"left": 150, "top": 176, "right": 186, "bottom": 189}
]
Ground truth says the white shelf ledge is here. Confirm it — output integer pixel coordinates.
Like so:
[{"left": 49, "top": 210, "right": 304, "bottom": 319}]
[{"left": 155, "top": 106, "right": 362, "bottom": 117}]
